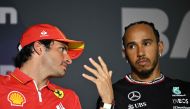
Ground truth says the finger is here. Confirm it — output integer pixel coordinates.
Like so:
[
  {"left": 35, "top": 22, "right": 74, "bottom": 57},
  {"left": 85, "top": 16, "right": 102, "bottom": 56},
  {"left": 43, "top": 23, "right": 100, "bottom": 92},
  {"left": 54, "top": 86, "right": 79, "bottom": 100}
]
[
  {"left": 89, "top": 58, "right": 102, "bottom": 70},
  {"left": 98, "top": 56, "right": 109, "bottom": 75},
  {"left": 89, "top": 58, "right": 105, "bottom": 75},
  {"left": 82, "top": 73, "right": 96, "bottom": 84},
  {"left": 109, "top": 70, "right": 113, "bottom": 77},
  {"left": 83, "top": 65, "right": 99, "bottom": 77}
]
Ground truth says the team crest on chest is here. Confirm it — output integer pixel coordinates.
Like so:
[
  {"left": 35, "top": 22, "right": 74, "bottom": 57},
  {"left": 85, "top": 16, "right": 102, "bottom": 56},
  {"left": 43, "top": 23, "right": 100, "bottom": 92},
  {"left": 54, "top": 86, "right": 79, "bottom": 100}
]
[
  {"left": 7, "top": 91, "right": 26, "bottom": 107},
  {"left": 54, "top": 89, "right": 64, "bottom": 99}
]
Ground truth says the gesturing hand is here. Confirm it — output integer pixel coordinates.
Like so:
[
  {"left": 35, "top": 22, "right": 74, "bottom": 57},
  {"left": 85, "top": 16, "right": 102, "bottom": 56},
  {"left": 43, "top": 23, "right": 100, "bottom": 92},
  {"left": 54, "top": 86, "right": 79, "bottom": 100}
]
[{"left": 82, "top": 56, "right": 114, "bottom": 103}]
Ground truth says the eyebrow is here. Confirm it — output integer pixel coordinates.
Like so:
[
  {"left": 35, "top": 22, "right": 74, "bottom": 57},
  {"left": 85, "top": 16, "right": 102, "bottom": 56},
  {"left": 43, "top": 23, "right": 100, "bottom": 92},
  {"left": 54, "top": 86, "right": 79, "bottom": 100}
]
[
  {"left": 56, "top": 41, "right": 68, "bottom": 46},
  {"left": 126, "top": 38, "right": 153, "bottom": 46},
  {"left": 126, "top": 42, "right": 135, "bottom": 47},
  {"left": 60, "top": 43, "right": 69, "bottom": 48}
]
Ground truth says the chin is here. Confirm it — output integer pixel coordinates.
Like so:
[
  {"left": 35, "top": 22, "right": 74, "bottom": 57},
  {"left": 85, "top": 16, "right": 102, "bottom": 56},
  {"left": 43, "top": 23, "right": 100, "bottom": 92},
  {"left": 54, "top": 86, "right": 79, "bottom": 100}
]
[
  {"left": 137, "top": 69, "right": 153, "bottom": 78},
  {"left": 55, "top": 73, "right": 65, "bottom": 78},
  {"left": 56, "top": 70, "right": 66, "bottom": 77},
  {"left": 60, "top": 71, "right": 66, "bottom": 76}
]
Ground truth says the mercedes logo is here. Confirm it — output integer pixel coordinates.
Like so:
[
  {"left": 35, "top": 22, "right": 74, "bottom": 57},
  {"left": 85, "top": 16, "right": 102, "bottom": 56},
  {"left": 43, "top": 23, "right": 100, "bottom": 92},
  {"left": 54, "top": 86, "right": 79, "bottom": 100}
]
[{"left": 128, "top": 91, "right": 141, "bottom": 101}]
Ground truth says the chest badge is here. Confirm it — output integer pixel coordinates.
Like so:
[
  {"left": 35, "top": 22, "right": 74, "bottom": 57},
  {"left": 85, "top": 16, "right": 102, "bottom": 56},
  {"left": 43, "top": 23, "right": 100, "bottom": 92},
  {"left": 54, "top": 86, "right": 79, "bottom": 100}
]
[
  {"left": 7, "top": 91, "right": 26, "bottom": 107},
  {"left": 172, "top": 86, "right": 181, "bottom": 95},
  {"left": 54, "top": 89, "right": 64, "bottom": 99},
  {"left": 128, "top": 91, "right": 141, "bottom": 101}
]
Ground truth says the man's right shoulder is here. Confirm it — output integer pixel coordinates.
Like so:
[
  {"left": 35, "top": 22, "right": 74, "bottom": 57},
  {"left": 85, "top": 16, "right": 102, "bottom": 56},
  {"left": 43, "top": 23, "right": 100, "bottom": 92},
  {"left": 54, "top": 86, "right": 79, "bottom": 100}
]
[
  {"left": 113, "top": 78, "right": 128, "bottom": 88},
  {"left": 0, "top": 74, "right": 11, "bottom": 83}
]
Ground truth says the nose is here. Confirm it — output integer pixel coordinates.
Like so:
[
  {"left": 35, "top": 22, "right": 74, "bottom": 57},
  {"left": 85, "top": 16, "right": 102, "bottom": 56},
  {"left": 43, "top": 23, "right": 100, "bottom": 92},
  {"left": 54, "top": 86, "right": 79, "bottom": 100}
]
[
  {"left": 137, "top": 45, "right": 145, "bottom": 57},
  {"left": 64, "top": 52, "right": 72, "bottom": 64}
]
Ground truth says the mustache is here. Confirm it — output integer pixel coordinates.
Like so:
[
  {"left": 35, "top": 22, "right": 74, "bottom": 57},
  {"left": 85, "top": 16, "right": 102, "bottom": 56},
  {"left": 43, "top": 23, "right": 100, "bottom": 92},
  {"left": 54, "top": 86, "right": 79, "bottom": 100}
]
[
  {"left": 136, "top": 57, "right": 150, "bottom": 64},
  {"left": 61, "top": 62, "right": 68, "bottom": 67}
]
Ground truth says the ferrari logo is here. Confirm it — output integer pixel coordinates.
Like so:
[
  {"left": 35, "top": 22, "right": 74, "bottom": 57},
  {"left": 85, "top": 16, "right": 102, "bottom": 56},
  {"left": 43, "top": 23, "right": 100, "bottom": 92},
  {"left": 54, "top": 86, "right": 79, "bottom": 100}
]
[{"left": 54, "top": 89, "right": 64, "bottom": 99}]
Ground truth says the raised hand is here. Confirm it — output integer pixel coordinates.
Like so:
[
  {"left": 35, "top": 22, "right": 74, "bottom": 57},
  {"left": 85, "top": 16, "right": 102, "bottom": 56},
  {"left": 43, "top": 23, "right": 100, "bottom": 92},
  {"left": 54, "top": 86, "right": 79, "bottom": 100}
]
[{"left": 82, "top": 56, "right": 114, "bottom": 103}]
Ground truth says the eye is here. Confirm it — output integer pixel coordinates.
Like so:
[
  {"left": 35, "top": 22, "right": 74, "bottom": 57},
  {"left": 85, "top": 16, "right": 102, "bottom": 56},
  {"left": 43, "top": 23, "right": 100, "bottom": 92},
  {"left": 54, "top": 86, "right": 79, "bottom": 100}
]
[
  {"left": 128, "top": 44, "right": 136, "bottom": 49},
  {"left": 143, "top": 41, "right": 151, "bottom": 46},
  {"left": 59, "top": 46, "right": 68, "bottom": 53}
]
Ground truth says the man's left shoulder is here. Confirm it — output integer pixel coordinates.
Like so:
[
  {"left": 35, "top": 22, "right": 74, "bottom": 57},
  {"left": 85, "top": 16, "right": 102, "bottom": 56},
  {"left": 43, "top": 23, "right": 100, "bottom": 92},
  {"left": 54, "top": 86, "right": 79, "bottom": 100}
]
[
  {"left": 174, "top": 79, "right": 190, "bottom": 86},
  {"left": 165, "top": 77, "right": 189, "bottom": 85},
  {"left": 170, "top": 78, "right": 190, "bottom": 92}
]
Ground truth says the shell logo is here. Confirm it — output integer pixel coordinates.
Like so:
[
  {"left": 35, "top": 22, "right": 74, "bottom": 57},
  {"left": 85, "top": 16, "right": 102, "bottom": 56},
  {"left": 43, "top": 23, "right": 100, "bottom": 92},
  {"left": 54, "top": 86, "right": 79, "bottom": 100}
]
[{"left": 7, "top": 91, "right": 26, "bottom": 107}]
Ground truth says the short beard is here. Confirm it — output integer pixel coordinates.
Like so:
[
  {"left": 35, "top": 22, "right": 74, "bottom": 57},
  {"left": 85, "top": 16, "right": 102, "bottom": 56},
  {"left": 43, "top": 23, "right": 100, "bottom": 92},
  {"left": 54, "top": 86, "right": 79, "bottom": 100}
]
[
  {"left": 130, "top": 58, "right": 157, "bottom": 80},
  {"left": 133, "top": 68, "right": 154, "bottom": 79}
]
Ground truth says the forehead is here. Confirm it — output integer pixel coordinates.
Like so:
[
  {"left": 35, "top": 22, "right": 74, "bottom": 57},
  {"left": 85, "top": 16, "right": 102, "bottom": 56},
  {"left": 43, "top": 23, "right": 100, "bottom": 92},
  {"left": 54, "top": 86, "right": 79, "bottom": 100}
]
[{"left": 124, "top": 24, "right": 156, "bottom": 42}]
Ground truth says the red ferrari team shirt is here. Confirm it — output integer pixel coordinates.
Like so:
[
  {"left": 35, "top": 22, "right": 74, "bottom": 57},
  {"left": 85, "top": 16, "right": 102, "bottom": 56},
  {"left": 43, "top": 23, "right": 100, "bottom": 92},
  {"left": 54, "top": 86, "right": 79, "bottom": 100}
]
[{"left": 0, "top": 68, "right": 82, "bottom": 109}]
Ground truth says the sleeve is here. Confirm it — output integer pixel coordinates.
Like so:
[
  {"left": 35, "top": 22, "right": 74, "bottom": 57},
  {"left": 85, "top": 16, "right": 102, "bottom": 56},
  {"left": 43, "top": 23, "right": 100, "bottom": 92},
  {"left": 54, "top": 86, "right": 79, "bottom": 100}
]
[
  {"left": 96, "top": 96, "right": 102, "bottom": 109},
  {"left": 73, "top": 93, "right": 82, "bottom": 109},
  {"left": 60, "top": 88, "right": 82, "bottom": 109}
]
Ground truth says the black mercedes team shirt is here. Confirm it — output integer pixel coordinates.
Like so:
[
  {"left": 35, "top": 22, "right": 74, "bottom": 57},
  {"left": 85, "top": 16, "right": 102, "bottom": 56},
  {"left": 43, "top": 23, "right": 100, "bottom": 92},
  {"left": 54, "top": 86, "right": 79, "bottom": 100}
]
[{"left": 113, "top": 74, "right": 190, "bottom": 109}]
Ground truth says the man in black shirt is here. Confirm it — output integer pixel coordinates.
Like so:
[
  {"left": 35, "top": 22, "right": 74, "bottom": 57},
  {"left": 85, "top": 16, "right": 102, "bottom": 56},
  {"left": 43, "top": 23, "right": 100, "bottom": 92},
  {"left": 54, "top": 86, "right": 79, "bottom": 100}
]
[{"left": 83, "top": 21, "right": 190, "bottom": 109}]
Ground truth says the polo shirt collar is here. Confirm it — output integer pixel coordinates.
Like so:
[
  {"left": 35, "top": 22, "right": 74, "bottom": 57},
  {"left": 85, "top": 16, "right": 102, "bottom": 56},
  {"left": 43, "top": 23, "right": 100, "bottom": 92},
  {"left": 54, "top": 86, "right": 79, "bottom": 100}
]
[
  {"left": 10, "top": 68, "right": 33, "bottom": 84},
  {"left": 10, "top": 68, "right": 57, "bottom": 92}
]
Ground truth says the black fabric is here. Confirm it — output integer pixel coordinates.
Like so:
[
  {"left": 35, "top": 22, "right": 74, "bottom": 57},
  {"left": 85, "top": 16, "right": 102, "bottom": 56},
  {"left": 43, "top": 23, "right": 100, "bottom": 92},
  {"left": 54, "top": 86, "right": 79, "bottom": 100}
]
[
  {"left": 112, "top": 76, "right": 190, "bottom": 109},
  {"left": 96, "top": 76, "right": 190, "bottom": 109}
]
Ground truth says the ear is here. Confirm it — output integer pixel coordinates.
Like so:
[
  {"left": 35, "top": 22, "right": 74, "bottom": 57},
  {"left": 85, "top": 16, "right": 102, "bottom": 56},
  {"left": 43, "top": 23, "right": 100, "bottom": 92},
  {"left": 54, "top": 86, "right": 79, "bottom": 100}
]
[
  {"left": 33, "top": 41, "right": 44, "bottom": 55},
  {"left": 122, "top": 48, "right": 129, "bottom": 63},
  {"left": 158, "top": 40, "right": 164, "bottom": 56},
  {"left": 122, "top": 48, "right": 126, "bottom": 58}
]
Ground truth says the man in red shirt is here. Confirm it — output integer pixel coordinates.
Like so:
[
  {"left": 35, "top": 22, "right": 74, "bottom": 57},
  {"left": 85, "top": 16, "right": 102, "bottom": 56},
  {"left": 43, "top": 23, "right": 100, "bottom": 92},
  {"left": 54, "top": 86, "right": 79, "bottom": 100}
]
[{"left": 0, "top": 24, "right": 84, "bottom": 109}]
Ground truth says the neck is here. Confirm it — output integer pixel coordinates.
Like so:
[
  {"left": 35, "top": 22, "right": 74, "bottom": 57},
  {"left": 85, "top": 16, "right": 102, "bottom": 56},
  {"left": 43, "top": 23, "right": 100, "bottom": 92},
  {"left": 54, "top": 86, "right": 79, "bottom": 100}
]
[
  {"left": 20, "top": 61, "right": 48, "bottom": 89},
  {"left": 130, "top": 70, "right": 161, "bottom": 82}
]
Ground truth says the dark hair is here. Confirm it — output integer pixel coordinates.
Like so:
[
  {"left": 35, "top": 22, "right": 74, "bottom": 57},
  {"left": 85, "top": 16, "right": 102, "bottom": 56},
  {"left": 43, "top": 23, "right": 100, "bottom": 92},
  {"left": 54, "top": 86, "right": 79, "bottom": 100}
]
[
  {"left": 122, "top": 21, "right": 160, "bottom": 48},
  {"left": 14, "top": 40, "right": 53, "bottom": 68}
]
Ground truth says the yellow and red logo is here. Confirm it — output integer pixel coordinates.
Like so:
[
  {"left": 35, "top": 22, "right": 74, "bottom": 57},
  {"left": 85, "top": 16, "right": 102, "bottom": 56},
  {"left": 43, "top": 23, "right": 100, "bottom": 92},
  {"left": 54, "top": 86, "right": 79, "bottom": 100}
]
[
  {"left": 7, "top": 91, "right": 26, "bottom": 107},
  {"left": 54, "top": 89, "right": 64, "bottom": 99}
]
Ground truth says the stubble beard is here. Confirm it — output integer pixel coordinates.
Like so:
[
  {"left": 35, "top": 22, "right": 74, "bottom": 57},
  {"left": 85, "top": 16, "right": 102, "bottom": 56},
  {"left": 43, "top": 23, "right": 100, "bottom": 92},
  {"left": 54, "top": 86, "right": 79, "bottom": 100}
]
[{"left": 130, "top": 57, "right": 158, "bottom": 80}]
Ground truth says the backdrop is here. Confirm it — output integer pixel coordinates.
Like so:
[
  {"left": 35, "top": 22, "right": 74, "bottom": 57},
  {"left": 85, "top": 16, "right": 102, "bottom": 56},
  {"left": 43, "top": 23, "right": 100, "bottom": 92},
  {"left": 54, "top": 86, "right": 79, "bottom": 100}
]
[{"left": 0, "top": 0, "right": 189, "bottom": 108}]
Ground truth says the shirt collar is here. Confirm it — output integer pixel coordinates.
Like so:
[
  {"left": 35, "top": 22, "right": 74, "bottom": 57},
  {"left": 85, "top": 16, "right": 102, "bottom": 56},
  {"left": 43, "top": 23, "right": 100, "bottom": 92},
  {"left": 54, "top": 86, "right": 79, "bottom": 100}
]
[
  {"left": 46, "top": 81, "right": 56, "bottom": 92},
  {"left": 10, "top": 68, "right": 57, "bottom": 92},
  {"left": 125, "top": 73, "right": 165, "bottom": 85},
  {"left": 10, "top": 68, "right": 33, "bottom": 84}
]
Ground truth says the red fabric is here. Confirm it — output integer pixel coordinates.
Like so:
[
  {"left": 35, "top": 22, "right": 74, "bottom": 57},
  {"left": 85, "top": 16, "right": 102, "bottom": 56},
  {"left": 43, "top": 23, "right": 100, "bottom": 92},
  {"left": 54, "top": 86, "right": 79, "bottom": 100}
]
[{"left": 0, "top": 68, "right": 82, "bottom": 109}]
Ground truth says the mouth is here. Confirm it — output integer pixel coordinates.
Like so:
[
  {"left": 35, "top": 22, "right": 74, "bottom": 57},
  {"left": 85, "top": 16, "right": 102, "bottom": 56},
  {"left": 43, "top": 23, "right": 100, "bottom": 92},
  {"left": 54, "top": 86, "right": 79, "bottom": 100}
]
[
  {"left": 61, "top": 63, "right": 68, "bottom": 71},
  {"left": 136, "top": 58, "right": 149, "bottom": 66}
]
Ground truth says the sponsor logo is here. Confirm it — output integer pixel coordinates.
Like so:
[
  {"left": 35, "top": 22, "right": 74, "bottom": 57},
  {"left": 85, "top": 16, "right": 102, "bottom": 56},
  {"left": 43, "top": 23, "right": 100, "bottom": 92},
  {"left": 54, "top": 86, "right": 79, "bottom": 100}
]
[
  {"left": 173, "top": 106, "right": 190, "bottom": 109},
  {"left": 173, "top": 87, "right": 181, "bottom": 95},
  {"left": 128, "top": 91, "right": 147, "bottom": 109},
  {"left": 56, "top": 102, "right": 65, "bottom": 109},
  {"left": 7, "top": 91, "right": 26, "bottom": 107},
  {"left": 128, "top": 91, "right": 141, "bottom": 101},
  {"left": 40, "top": 30, "right": 48, "bottom": 37},
  {"left": 128, "top": 102, "right": 147, "bottom": 109},
  {"left": 172, "top": 86, "right": 186, "bottom": 97},
  {"left": 173, "top": 99, "right": 189, "bottom": 104},
  {"left": 54, "top": 89, "right": 64, "bottom": 99},
  {"left": 172, "top": 86, "right": 189, "bottom": 107}
]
